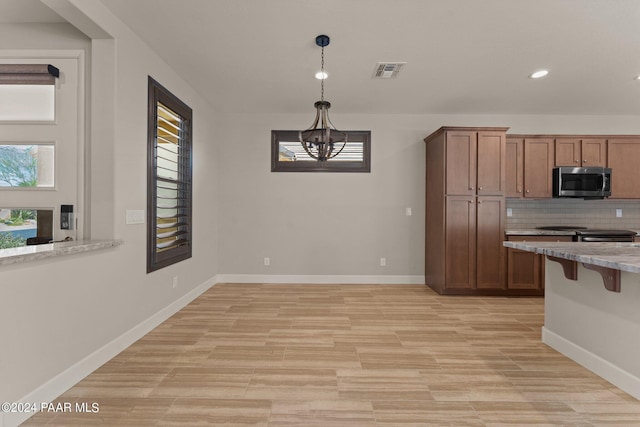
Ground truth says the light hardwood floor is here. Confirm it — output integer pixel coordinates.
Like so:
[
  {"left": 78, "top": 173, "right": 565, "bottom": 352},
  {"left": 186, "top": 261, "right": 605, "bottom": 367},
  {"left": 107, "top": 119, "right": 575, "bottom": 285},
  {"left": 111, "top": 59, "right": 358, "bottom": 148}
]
[{"left": 24, "top": 284, "right": 640, "bottom": 426}]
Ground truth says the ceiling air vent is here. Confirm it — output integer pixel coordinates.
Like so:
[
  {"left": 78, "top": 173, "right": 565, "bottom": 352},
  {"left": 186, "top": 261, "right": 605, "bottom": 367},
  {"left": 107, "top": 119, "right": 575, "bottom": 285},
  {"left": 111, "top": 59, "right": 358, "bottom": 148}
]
[{"left": 373, "top": 62, "right": 406, "bottom": 79}]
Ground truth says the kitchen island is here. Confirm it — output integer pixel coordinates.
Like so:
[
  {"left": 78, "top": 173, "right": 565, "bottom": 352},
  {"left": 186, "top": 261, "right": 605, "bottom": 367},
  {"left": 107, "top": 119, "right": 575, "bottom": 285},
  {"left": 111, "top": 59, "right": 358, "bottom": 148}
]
[{"left": 503, "top": 241, "right": 640, "bottom": 400}]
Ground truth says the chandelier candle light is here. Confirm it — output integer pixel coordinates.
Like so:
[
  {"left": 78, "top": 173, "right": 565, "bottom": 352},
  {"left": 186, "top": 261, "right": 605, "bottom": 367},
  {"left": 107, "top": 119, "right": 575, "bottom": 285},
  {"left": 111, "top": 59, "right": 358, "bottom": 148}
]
[{"left": 299, "top": 34, "right": 348, "bottom": 161}]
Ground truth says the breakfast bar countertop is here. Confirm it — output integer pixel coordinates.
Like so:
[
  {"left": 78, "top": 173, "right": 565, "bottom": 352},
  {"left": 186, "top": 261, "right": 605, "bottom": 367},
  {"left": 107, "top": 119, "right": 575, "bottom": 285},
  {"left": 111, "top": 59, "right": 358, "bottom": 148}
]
[
  {"left": 0, "top": 240, "right": 123, "bottom": 266},
  {"left": 503, "top": 241, "right": 640, "bottom": 274}
]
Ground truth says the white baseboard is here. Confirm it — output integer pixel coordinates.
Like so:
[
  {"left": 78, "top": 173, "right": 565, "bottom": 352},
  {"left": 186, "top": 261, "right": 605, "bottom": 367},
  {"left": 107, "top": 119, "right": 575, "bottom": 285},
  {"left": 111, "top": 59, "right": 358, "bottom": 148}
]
[
  {"left": 4, "top": 277, "right": 216, "bottom": 427},
  {"left": 542, "top": 327, "right": 640, "bottom": 400},
  {"left": 216, "top": 274, "right": 425, "bottom": 285}
]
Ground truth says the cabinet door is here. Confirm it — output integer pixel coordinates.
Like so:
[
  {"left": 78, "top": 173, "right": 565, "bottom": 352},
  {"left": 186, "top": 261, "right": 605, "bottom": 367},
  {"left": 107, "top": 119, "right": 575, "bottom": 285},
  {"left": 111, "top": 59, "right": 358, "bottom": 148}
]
[
  {"left": 607, "top": 139, "right": 640, "bottom": 198},
  {"left": 505, "top": 138, "right": 524, "bottom": 197},
  {"left": 555, "top": 138, "right": 580, "bottom": 166},
  {"left": 445, "top": 131, "right": 476, "bottom": 195},
  {"left": 507, "top": 249, "right": 542, "bottom": 289},
  {"left": 477, "top": 131, "right": 505, "bottom": 196},
  {"left": 445, "top": 196, "right": 475, "bottom": 289},
  {"left": 506, "top": 235, "right": 572, "bottom": 289},
  {"left": 476, "top": 197, "right": 505, "bottom": 289},
  {"left": 524, "top": 138, "right": 554, "bottom": 198},
  {"left": 582, "top": 139, "right": 606, "bottom": 166}
]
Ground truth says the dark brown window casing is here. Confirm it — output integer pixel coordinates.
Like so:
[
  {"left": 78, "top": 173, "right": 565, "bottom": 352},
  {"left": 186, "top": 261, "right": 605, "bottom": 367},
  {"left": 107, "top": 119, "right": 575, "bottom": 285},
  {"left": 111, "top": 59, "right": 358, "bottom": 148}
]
[
  {"left": 147, "top": 77, "right": 193, "bottom": 273},
  {"left": 271, "top": 130, "right": 371, "bottom": 172}
]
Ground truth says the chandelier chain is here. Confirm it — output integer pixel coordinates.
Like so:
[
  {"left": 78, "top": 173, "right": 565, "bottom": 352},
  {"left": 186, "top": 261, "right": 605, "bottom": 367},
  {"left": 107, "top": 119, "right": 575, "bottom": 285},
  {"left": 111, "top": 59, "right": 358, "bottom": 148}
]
[{"left": 320, "top": 45, "right": 324, "bottom": 102}]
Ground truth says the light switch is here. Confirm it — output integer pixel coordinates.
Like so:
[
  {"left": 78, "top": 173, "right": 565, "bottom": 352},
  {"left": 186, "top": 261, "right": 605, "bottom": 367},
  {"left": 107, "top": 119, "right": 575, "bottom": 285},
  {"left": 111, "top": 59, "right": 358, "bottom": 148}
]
[
  {"left": 616, "top": 209, "right": 623, "bottom": 218},
  {"left": 506, "top": 208, "right": 513, "bottom": 217},
  {"left": 405, "top": 207, "right": 412, "bottom": 216},
  {"left": 126, "top": 210, "right": 145, "bottom": 224}
]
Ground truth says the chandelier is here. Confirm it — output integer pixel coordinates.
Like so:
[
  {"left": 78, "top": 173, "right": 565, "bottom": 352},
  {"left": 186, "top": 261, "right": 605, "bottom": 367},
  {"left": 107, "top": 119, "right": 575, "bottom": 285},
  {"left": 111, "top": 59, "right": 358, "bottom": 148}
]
[{"left": 299, "top": 35, "right": 347, "bottom": 162}]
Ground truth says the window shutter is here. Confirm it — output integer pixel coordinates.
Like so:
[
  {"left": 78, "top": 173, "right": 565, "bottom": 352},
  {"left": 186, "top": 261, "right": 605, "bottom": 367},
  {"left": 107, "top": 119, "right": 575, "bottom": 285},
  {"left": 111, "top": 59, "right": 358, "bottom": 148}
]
[{"left": 147, "top": 77, "right": 193, "bottom": 272}]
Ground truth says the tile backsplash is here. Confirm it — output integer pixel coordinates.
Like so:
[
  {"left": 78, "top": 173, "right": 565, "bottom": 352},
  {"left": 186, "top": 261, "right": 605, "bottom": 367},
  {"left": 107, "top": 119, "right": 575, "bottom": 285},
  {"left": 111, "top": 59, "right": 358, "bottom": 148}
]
[{"left": 506, "top": 198, "right": 640, "bottom": 230}]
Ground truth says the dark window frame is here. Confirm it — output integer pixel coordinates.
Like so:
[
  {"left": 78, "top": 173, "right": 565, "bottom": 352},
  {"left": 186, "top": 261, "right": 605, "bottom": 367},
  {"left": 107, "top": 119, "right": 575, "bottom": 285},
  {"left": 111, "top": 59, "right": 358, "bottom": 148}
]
[
  {"left": 147, "top": 77, "right": 193, "bottom": 273},
  {"left": 271, "top": 130, "right": 371, "bottom": 172}
]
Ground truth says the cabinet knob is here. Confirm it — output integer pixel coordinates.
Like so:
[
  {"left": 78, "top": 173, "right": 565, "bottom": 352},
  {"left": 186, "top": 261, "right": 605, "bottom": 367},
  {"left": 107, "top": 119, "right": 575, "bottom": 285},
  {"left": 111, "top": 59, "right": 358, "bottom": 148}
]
[
  {"left": 517, "top": 190, "right": 522, "bottom": 193},
  {"left": 583, "top": 159, "right": 587, "bottom": 163},
  {"left": 478, "top": 200, "right": 482, "bottom": 204},
  {"left": 526, "top": 189, "right": 530, "bottom": 193},
  {"left": 575, "top": 159, "right": 579, "bottom": 163},
  {"left": 469, "top": 187, "right": 474, "bottom": 190},
  {"left": 478, "top": 187, "right": 483, "bottom": 190},
  {"left": 468, "top": 200, "right": 473, "bottom": 204}
]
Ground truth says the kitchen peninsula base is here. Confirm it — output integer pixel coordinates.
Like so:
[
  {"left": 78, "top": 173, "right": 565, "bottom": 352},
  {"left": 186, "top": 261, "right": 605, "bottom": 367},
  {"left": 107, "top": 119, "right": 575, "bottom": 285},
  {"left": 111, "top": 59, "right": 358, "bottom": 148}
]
[{"left": 503, "top": 241, "right": 640, "bottom": 400}]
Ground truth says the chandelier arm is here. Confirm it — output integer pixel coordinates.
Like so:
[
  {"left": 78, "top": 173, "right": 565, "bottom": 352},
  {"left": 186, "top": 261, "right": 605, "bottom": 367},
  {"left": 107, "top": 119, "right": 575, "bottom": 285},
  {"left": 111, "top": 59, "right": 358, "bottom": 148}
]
[
  {"left": 327, "top": 140, "right": 348, "bottom": 159},
  {"left": 303, "top": 107, "right": 321, "bottom": 133},
  {"left": 298, "top": 131, "right": 320, "bottom": 160}
]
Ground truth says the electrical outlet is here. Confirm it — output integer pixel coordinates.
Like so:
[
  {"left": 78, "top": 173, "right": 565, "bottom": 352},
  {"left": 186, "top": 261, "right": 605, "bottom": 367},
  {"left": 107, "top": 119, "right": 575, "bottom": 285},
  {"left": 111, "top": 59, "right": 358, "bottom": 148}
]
[
  {"left": 405, "top": 207, "right": 412, "bottom": 216},
  {"left": 506, "top": 208, "right": 513, "bottom": 217},
  {"left": 172, "top": 276, "right": 178, "bottom": 289},
  {"left": 380, "top": 257, "right": 386, "bottom": 267},
  {"left": 264, "top": 257, "right": 270, "bottom": 266},
  {"left": 616, "top": 209, "right": 623, "bottom": 218}
]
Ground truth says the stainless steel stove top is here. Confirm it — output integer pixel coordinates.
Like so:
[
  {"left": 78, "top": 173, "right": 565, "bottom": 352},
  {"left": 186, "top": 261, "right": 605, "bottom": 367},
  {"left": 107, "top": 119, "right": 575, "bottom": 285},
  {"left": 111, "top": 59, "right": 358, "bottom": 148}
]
[{"left": 536, "top": 226, "right": 636, "bottom": 242}]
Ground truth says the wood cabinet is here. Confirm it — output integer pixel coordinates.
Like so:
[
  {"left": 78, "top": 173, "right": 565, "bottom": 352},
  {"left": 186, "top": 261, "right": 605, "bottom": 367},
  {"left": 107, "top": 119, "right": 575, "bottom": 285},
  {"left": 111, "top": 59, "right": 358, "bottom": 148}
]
[
  {"left": 476, "top": 197, "right": 506, "bottom": 289},
  {"left": 445, "top": 129, "right": 505, "bottom": 196},
  {"left": 506, "top": 136, "right": 554, "bottom": 198},
  {"left": 523, "top": 138, "right": 554, "bottom": 198},
  {"left": 607, "top": 138, "right": 640, "bottom": 198},
  {"left": 555, "top": 138, "right": 606, "bottom": 167},
  {"left": 506, "top": 235, "right": 572, "bottom": 290},
  {"left": 443, "top": 195, "right": 506, "bottom": 290},
  {"left": 425, "top": 126, "right": 508, "bottom": 295},
  {"left": 505, "top": 137, "right": 524, "bottom": 197}
]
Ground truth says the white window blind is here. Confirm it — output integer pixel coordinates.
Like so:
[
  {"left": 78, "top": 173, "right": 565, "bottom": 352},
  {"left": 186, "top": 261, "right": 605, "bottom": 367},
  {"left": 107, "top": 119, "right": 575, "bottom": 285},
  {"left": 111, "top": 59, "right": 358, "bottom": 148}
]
[{"left": 0, "top": 64, "right": 59, "bottom": 122}]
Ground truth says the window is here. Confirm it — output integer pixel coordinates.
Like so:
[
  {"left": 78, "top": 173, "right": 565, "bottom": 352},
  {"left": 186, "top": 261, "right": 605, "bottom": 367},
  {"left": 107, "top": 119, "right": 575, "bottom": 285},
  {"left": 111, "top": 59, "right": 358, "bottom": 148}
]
[
  {"left": 0, "top": 208, "right": 54, "bottom": 249},
  {"left": 271, "top": 130, "right": 371, "bottom": 172},
  {"left": 0, "top": 64, "right": 58, "bottom": 122},
  {"left": 147, "top": 77, "right": 193, "bottom": 272},
  {"left": 0, "top": 144, "right": 55, "bottom": 187}
]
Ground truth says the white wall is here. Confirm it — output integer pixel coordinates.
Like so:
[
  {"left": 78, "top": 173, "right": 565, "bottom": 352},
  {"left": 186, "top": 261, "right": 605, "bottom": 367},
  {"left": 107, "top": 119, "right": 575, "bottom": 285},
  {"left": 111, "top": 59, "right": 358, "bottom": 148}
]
[
  {"left": 217, "top": 113, "right": 640, "bottom": 279},
  {"left": 0, "top": 7, "right": 219, "bottom": 412},
  {"left": 217, "top": 113, "right": 426, "bottom": 279}
]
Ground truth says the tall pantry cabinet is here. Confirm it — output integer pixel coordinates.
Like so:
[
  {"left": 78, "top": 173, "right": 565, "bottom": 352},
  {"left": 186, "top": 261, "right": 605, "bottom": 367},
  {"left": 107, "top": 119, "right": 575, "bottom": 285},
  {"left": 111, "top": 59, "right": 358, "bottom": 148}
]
[{"left": 425, "top": 127, "right": 508, "bottom": 295}]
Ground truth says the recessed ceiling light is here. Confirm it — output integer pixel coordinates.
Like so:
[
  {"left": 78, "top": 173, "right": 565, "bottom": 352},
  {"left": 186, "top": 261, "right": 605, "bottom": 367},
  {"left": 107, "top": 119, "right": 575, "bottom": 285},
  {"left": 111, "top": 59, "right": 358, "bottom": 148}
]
[
  {"left": 529, "top": 70, "right": 549, "bottom": 79},
  {"left": 315, "top": 71, "right": 328, "bottom": 80}
]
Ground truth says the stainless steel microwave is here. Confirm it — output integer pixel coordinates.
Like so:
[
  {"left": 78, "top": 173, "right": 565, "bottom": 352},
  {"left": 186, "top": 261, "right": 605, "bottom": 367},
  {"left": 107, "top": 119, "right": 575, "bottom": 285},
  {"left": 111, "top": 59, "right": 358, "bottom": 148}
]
[{"left": 552, "top": 166, "right": 611, "bottom": 198}]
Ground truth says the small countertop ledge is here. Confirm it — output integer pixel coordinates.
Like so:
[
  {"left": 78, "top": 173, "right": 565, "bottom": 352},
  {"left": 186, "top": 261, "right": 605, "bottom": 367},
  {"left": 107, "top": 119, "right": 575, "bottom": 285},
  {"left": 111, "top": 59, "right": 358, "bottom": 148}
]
[
  {"left": 503, "top": 241, "right": 640, "bottom": 274},
  {"left": 0, "top": 239, "right": 123, "bottom": 266}
]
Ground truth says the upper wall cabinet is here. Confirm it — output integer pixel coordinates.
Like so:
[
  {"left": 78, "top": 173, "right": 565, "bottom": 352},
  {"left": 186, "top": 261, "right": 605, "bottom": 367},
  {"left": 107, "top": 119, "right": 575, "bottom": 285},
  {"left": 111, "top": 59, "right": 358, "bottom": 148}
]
[
  {"left": 505, "top": 137, "right": 524, "bottom": 197},
  {"left": 607, "top": 138, "right": 640, "bottom": 198},
  {"left": 506, "top": 136, "right": 554, "bottom": 198},
  {"left": 523, "top": 138, "right": 554, "bottom": 198},
  {"left": 443, "top": 128, "right": 506, "bottom": 196},
  {"left": 555, "top": 138, "right": 606, "bottom": 167}
]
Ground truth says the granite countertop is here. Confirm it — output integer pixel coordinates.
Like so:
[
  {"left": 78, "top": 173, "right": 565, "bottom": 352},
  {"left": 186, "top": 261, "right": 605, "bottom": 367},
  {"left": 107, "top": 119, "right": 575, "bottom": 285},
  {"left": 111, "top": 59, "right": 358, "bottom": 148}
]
[
  {"left": 0, "top": 239, "right": 123, "bottom": 266},
  {"left": 503, "top": 241, "right": 640, "bottom": 274}
]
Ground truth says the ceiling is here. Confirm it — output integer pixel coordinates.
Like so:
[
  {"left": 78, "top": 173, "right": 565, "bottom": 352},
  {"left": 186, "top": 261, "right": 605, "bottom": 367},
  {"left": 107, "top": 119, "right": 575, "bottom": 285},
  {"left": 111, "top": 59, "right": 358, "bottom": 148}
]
[{"left": 5, "top": 0, "right": 640, "bottom": 115}]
